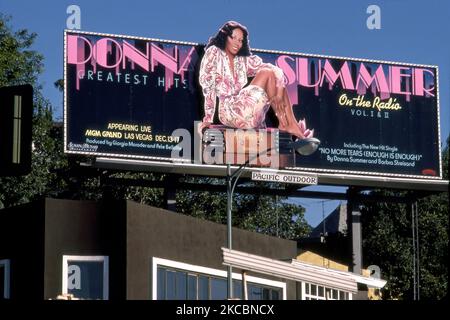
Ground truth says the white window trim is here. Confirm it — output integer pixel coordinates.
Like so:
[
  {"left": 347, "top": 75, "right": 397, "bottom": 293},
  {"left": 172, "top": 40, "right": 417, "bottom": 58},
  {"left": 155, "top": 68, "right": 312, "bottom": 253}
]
[
  {"left": 152, "top": 257, "right": 286, "bottom": 300},
  {"left": 301, "top": 282, "right": 352, "bottom": 300},
  {"left": 62, "top": 255, "right": 109, "bottom": 300},
  {"left": 0, "top": 259, "right": 10, "bottom": 299}
]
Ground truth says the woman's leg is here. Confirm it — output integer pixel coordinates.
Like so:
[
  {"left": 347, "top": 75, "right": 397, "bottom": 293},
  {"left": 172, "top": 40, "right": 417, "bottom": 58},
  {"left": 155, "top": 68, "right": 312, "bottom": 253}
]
[
  {"left": 280, "top": 87, "right": 304, "bottom": 133},
  {"left": 250, "top": 68, "right": 277, "bottom": 100},
  {"left": 250, "top": 70, "right": 305, "bottom": 138}
]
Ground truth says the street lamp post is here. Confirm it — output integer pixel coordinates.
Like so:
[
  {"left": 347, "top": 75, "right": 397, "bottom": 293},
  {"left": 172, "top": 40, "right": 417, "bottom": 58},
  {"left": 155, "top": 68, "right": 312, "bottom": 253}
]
[
  {"left": 226, "top": 163, "right": 233, "bottom": 299},
  {"left": 225, "top": 137, "right": 320, "bottom": 300}
]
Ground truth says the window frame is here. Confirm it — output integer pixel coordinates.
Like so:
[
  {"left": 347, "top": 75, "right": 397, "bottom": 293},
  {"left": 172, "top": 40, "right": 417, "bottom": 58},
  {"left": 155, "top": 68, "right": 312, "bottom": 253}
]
[
  {"left": 301, "top": 282, "right": 352, "bottom": 300},
  {"left": 152, "top": 257, "right": 286, "bottom": 300},
  {"left": 62, "top": 255, "right": 109, "bottom": 300},
  {"left": 0, "top": 259, "right": 10, "bottom": 299}
]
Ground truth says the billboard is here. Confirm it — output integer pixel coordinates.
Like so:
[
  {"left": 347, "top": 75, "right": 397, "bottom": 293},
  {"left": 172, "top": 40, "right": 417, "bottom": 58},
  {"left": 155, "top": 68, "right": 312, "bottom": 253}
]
[{"left": 64, "top": 30, "right": 442, "bottom": 180}]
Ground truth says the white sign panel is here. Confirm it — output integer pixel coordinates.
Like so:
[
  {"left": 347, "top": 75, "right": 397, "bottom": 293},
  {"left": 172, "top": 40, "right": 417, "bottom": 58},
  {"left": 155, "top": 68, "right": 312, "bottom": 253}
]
[{"left": 251, "top": 171, "right": 318, "bottom": 185}]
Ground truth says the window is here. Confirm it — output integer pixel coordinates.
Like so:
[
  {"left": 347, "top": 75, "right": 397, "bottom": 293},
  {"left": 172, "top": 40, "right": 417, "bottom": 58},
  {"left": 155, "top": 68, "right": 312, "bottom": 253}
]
[
  {"left": 12, "top": 95, "right": 22, "bottom": 164},
  {"left": 0, "top": 259, "right": 10, "bottom": 299},
  {"left": 187, "top": 274, "right": 197, "bottom": 300},
  {"left": 210, "top": 277, "right": 227, "bottom": 300},
  {"left": 301, "top": 282, "right": 352, "bottom": 300},
  {"left": 198, "top": 275, "right": 209, "bottom": 300},
  {"left": 62, "top": 255, "right": 108, "bottom": 300},
  {"left": 152, "top": 257, "right": 286, "bottom": 300}
]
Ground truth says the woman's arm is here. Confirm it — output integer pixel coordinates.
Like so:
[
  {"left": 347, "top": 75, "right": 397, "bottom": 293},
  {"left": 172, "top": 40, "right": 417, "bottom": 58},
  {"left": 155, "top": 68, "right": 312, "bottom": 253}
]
[{"left": 199, "top": 46, "right": 219, "bottom": 124}]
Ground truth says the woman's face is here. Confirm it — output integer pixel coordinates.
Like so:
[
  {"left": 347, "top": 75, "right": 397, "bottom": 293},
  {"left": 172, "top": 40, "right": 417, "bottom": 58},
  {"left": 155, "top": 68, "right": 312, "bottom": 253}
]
[{"left": 225, "top": 28, "right": 244, "bottom": 57}]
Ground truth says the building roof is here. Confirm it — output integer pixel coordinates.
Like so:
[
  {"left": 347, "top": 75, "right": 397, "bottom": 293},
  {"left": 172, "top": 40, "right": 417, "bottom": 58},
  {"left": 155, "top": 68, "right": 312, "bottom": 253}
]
[{"left": 223, "top": 248, "right": 386, "bottom": 293}]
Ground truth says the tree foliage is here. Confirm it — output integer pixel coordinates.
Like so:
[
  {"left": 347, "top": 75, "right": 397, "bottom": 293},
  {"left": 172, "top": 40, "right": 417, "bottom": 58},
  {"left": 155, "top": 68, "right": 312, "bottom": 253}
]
[
  {"left": 361, "top": 136, "right": 449, "bottom": 300},
  {"left": 2, "top": 16, "right": 447, "bottom": 300},
  {"left": 176, "top": 178, "right": 311, "bottom": 240},
  {"left": 0, "top": 14, "right": 311, "bottom": 241},
  {"left": 0, "top": 14, "right": 64, "bottom": 208}
]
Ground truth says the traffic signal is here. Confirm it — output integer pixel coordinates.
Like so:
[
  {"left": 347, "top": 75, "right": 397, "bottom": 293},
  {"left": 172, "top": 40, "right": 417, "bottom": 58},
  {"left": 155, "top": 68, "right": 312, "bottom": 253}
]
[{"left": 0, "top": 84, "right": 33, "bottom": 176}]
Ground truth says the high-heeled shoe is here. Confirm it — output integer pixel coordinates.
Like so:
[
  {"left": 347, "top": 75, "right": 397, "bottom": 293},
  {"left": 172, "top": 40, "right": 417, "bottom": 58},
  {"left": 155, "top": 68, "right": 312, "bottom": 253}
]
[
  {"left": 293, "top": 119, "right": 320, "bottom": 155},
  {"left": 298, "top": 119, "right": 314, "bottom": 139},
  {"left": 294, "top": 136, "right": 321, "bottom": 155}
]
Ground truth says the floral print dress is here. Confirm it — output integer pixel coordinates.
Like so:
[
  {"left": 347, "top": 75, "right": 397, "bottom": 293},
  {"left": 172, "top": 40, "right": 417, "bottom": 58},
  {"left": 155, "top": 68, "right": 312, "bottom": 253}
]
[{"left": 199, "top": 45, "right": 284, "bottom": 129}]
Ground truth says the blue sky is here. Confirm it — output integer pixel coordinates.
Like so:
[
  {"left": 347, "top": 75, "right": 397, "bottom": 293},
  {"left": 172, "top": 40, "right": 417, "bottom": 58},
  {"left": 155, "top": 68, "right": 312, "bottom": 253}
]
[{"left": 1, "top": 0, "right": 449, "bottom": 227}]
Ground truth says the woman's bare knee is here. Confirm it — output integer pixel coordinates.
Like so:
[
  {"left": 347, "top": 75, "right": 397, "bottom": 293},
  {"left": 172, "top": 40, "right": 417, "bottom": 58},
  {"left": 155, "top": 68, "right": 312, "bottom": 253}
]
[
  {"left": 251, "top": 70, "right": 271, "bottom": 87},
  {"left": 251, "top": 69, "right": 276, "bottom": 93},
  {"left": 256, "top": 68, "right": 275, "bottom": 79}
]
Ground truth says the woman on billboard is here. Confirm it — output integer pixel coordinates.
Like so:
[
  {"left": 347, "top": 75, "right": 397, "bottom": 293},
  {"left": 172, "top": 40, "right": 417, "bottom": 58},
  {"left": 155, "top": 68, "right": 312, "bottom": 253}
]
[{"left": 198, "top": 21, "right": 314, "bottom": 140}]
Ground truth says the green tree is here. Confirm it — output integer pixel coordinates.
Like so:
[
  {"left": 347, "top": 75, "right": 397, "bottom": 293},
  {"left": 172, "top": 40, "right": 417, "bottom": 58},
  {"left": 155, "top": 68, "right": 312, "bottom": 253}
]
[
  {"left": 0, "top": 14, "right": 65, "bottom": 208},
  {"left": 361, "top": 136, "right": 449, "bottom": 300},
  {"left": 54, "top": 80, "right": 165, "bottom": 205},
  {"left": 176, "top": 177, "right": 311, "bottom": 240},
  {"left": 1, "top": 13, "right": 308, "bottom": 241}
]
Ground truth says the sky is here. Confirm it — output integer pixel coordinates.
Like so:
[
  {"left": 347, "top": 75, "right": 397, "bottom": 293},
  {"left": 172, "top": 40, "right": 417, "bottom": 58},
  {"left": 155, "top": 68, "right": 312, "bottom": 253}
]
[{"left": 1, "top": 0, "right": 449, "bottom": 227}]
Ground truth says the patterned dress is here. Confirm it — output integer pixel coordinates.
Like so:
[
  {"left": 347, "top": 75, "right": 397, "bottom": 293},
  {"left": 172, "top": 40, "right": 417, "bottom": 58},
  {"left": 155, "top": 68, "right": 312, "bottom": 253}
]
[{"left": 199, "top": 45, "right": 285, "bottom": 129}]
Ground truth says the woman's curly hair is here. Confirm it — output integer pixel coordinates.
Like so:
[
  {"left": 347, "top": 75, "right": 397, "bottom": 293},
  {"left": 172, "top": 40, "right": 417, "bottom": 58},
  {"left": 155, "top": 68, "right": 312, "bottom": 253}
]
[{"left": 205, "top": 21, "right": 252, "bottom": 56}]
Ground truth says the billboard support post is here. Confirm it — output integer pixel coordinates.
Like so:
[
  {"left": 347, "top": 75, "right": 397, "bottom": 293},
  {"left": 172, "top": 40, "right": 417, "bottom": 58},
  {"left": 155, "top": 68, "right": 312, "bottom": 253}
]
[
  {"left": 411, "top": 201, "right": 420, "bottom": 300},
  {"left": 226, "top": 139, "right": 318, "bottom": 299},
  {"left": 347, "top": 187, "right": 363, "bottom": 275},
  {"left": 163, "top": 175, "right": 178, "bottom": 211}
]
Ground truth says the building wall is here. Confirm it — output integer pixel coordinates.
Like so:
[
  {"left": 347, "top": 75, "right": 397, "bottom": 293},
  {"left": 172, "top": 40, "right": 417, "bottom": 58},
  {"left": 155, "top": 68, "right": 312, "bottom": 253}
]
[
  {"left": 297, "top": 250, "right": 349, "bottom": 272},
  {"left": 1, "top": 198, "right": 298, "bottom": 300},
  {"left": 125, "top": 201, "right": 298, "bottom": 299},
  {"left": 297, "top": 250, "right": 382, "bottom": 300},
  {"left": 0, "top": 200, "right": 45, "bottom": 299},
  {"left": 42, "top": 198, "right": 127, "bottom": 300}
]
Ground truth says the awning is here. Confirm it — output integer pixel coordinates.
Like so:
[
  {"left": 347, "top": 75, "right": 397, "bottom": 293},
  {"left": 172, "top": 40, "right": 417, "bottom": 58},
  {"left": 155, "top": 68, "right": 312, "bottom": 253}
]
[
  {"left": 223, "top": 248, "right": 386, "bottom": 294},
  {"left": 290, "top": 260, "right": 387, "bottom": 289}
]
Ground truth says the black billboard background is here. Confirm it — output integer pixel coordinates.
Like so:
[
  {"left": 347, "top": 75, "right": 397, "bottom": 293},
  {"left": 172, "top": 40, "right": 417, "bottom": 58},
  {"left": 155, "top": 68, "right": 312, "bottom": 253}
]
[
  {"left": 255, "top": 52, "right": 440, "bottom": 177},
  {"left": 66, "top": 34, "right": 203, "bottom": 159},
  {"left": 65, "top": 31, "right": 441, "bottom": 179}
]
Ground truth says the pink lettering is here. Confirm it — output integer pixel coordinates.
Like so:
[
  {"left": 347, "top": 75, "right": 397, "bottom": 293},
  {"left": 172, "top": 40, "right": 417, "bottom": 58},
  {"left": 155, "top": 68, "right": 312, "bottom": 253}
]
[
  {"left": 320, "top": 60, "right": 355, "bottom": 90},
  {"left": 356, "top": 64, "right": 390, "bottom": 94},
  {"left": 95, "top": 38, "right": 122, "bottom": 69},
  {"left": 151, "top": 44, "right": 178, "bottom": 73},
  {"left": 66, "top": 34, "right": 435, "bottom": 98},
  {"left": 177, "top": 47, "right": 196, "bottom": 86},
  {"left": 297, "top": 58, "right": 322, "bottom": 88},
  {"left": 178, "top": 47, "right": 196, "bottom": 74},
  {"left": 276, "top": 56, "right": 296, "bottom": 85},
  {"left": 413, "top": 68, "right": 435, "bottom": 97},
  {"left": 67, "top": 35, "right": 92, "bottom": 65},
  {"left": 274, "top": 56, "right": 435, "bottom": 99},
  {"left": 390, "top": 66, "right": 411, "bottom": 95},
  {"left": 122, "top": 41, "right": 150, "bottom": 71}
]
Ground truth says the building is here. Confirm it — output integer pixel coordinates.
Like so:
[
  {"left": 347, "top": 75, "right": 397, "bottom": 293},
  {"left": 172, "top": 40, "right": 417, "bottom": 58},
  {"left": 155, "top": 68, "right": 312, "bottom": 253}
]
[
  {"left": 0, "top": 198, "right": 384, "bottom": 300},
  {"left": 298, "top": 203, "right": 384, "bottom": 300}
]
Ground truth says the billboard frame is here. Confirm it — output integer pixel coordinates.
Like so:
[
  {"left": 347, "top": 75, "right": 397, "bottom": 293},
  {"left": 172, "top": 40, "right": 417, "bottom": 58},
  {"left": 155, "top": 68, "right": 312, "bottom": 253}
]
[
  {"left": 64, "top": 29, "right": 444, "bottom": 185},
  {"left": 92, "top": 157, "right": 448, "bottom": 192}
]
